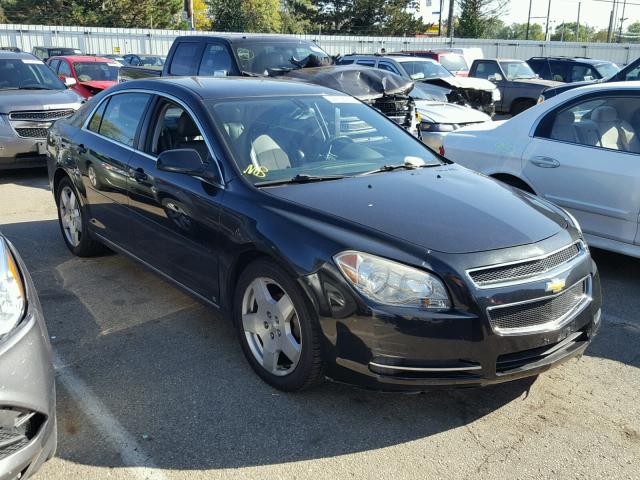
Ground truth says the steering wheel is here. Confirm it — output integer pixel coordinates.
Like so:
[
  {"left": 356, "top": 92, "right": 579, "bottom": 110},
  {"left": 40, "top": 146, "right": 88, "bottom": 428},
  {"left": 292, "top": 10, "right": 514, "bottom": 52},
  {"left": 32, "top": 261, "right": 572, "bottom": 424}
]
[{"left": 321, "top": 135, "right": 354, "bottom": 161}]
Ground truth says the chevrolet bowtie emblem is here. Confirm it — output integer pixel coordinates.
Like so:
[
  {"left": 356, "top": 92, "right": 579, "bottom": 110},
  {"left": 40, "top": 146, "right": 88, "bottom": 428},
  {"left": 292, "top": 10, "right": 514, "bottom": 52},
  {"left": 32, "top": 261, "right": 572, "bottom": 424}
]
[{"left": 546, "top": 279, "right": 566, "bottom": 294}]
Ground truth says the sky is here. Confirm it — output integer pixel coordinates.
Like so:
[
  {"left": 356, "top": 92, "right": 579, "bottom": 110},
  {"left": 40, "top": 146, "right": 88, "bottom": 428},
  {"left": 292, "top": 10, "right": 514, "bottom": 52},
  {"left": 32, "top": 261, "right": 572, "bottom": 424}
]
[{"left": 503, "top": 0, "right": 639, "bottom": 31}]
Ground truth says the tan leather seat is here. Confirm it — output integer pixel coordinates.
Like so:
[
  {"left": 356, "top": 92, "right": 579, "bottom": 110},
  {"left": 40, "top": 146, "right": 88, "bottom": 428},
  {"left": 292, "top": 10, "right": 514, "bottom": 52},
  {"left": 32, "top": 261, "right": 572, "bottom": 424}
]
[
  {"left": 250, "top": 135, "right": 291, "bottom": 170},
  {"left": 592, "top": 106, "right": 640, "bottom": 152},
  {"left": 551, "top": 111, "right": 578, "bottom": 143}
]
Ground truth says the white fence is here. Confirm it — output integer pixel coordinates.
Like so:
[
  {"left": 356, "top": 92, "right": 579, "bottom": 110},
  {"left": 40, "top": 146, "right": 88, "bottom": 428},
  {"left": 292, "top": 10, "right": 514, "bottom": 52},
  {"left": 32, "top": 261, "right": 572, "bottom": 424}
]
[{"left": 1, "top": 23, "right": 640, "bottom": 65}]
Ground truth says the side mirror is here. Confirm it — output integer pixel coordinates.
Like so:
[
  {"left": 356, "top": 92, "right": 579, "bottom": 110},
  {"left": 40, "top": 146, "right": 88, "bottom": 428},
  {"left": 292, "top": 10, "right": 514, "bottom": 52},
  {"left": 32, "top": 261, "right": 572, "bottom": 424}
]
[
  {"left": 64, "top": 76, "right": 77, "bottom": 87},
  {"left": 213, "top": 70, "right": 228, "bottom": 77},
  {"left": 157, "top": 149, "right": 206, "bottom": 177},
  {"left": 488, "top": 73, "right": 503, "bottom": 82}
]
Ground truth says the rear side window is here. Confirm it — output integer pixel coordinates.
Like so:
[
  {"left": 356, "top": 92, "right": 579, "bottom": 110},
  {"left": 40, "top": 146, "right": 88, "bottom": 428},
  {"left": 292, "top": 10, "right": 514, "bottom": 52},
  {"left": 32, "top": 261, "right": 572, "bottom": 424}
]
[
  {"left": 337, "top": 59, "right": 354, "bottom": 65},
  {"left": 199, "top": 44, "right": 233, "bottom": 76},
  {"left": 170, "top": 42, "right": 204, "bottom": 76},
  {"left": 88, "top": 93, "right": 151, "bottom": 147},
  {"left": 356, "top": 59, "right": 375, "bottom": 67},
  {"left": 550, "top": 61, "right": 570, "bottom": 82},
  {"left": 528, "top": 60, "right": 550, "bottom": 79},
  {"left": 378, "top": 61, "right": 400, "bottom": 74}
]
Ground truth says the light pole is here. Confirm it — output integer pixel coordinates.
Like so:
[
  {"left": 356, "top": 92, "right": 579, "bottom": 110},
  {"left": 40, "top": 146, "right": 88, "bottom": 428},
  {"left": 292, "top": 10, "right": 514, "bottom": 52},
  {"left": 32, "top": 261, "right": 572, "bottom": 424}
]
[
  {"left": 526, "top": 0, "right": 533, "bottom": 40},
  {"left": 545, "top": 0, "right": 552, "bottom": 40}
]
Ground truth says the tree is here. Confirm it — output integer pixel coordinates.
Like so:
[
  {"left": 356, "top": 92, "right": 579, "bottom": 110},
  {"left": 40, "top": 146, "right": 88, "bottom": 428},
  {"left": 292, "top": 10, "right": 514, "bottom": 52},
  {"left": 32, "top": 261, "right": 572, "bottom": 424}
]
[
  {"left": 207, "top": 0, "right": 282, "bottom": 33},
  {"left": 456, "top": 0, "right": 508, "bottom": 38},
  {"left": 495, "top": 22, "right": 544, "bottom": 40},
  {"left": 193, "top": 0, "right": 212, "bottom": 30},
  {"left": 280, "top": 0, "right": 317, "bottom": 34},
  {"left": 551, "top": 22, "right": 595, "bottom": 42}
]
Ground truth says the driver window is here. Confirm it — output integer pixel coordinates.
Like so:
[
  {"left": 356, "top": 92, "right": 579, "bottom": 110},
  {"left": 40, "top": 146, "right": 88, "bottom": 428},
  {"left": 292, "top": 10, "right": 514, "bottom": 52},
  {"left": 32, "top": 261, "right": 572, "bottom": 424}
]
[
  {"left": 474, "top": 62, "right": 499, "bottom": 79},
  {"left": 58, "top": 61, "right": 72, "bottom": 78},
  {"left": 541, "top": 96, "right": 640, "bottom": 154},
  {"left": 149, "top": 99, "right": 210, "bottom": 163}
]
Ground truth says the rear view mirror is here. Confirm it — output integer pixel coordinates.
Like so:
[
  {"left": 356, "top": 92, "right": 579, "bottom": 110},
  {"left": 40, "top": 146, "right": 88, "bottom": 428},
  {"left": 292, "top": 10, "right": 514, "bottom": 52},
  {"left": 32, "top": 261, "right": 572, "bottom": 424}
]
[
  {"left": 157, "top": 149, "right": 209, "bottom": 178},
  {"left": 488, "top": 73, "right": 503, "bottom": 82},
  {"left": 64, "top": 76, "right": 77, "bottom": 87}
]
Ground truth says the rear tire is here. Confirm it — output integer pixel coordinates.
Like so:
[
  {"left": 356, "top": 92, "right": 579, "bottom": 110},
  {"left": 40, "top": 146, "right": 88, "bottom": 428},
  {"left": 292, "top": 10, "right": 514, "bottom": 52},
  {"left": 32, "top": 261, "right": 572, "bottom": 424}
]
[
  {"left": 55, "top": 176, "right": 105, "bottom": 257},
  {"left": 233, "top": 259, "right": 324, "bottom": 391}
]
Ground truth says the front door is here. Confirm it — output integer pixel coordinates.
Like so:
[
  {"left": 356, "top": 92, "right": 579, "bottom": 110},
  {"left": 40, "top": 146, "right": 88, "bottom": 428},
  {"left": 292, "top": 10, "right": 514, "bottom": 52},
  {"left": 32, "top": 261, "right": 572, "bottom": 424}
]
[
  {"left": 126, "top": 96, "right": 225, "bottom": 303},
  {"left": 522, "top": 91, "right": 640, "bottom": 246}
]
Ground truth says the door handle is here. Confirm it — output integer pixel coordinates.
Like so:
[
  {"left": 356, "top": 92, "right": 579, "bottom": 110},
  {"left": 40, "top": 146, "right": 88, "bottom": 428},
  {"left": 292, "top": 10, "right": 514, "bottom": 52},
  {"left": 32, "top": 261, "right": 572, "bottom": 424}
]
[
  {"left": 130, "top": 167, "right": 148, "bottom": 183},
  {"left": 531, "top": 156, "right": 560, "bottom": 168},
  {"left": 77, "top": 144, "right": 87, "bottom": 155}
]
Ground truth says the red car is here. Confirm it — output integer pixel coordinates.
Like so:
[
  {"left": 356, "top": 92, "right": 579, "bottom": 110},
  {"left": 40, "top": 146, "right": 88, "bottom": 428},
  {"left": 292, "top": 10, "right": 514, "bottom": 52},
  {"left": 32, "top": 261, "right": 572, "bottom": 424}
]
[
  {"left": 398, "top": 50, "right": 470, "bottom": 77},
  {"left": 46, "top": 55, "right": 119, "bottom": 98}
]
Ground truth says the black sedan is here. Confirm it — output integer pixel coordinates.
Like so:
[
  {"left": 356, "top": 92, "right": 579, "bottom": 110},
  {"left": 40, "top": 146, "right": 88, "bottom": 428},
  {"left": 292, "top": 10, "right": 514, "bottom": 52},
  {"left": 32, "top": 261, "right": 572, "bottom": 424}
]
[{"left": 47, "top": 77, "right": 601, "bottom": 391}]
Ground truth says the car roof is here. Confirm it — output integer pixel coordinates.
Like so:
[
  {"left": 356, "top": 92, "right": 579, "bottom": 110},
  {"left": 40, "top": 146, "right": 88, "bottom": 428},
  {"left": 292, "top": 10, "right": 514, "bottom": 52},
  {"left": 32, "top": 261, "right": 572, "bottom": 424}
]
[
  {"left": 0, "top": 51, "right": 39, "bottom": 60},
  {"left": 175, "top": 34, "right": 316, "bottom": 46},
  {"left": 50, "top": 55, "right": 114, "bottom": 63},
  {"left": 390, "top": 55, "right": 437, "bottom": 63},
  {"left": 528, "top": 56, "right": 613, "bottom": 65},
  {"left": 564, "top": 80, "right": 640, "bottom": 95},
  {"left": 114, "top": 76, "right": 350, "bottom": 100}
]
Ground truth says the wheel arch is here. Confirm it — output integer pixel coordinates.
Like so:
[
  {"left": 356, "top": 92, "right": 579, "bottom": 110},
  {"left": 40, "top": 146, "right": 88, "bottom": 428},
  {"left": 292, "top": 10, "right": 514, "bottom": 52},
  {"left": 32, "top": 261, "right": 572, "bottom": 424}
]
[{"left": 490, "top": 173, "right": 536, "bottom": 194}]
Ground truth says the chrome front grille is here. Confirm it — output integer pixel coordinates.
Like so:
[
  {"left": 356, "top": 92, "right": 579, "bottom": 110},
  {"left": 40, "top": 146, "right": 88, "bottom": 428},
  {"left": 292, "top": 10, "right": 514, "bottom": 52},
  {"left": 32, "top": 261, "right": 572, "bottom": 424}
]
[
  {"left": 9, "top": 109, "right": 75, "bottom": 121},
  {"left": 468, "top": 242, "right": 583, "bottom": 288},
  {"left": 487, "top": 278, "right": 590, "bottom": 334}
]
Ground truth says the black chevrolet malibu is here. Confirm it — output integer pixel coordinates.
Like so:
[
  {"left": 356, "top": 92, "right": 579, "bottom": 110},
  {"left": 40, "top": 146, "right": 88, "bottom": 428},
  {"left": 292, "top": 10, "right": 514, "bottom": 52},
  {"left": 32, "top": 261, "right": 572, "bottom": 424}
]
[{"left": 47, "top": 77, "right": 601, "bottom": 391}]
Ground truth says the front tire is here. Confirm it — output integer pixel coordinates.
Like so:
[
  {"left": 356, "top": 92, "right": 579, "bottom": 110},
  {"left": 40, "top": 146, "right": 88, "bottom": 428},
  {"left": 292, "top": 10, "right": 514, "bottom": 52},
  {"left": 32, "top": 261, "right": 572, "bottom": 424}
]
[
  {"left": 234, "top": 259, "right": 324, "bottom": 391},
  {"left": 55, "top": 176, "right": 105, "bottom": 257}
]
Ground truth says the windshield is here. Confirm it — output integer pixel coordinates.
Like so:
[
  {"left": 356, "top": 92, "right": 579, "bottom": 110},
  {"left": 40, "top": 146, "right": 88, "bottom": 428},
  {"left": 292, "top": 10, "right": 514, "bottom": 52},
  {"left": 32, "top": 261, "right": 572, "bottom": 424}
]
[
  {"left": 209, "top": 95, "right": 441, "bottom": 185},
  {"left": 399, "top": 60, "right": 452, "bottom": 80},
  {"left": 439, "top": 54, "right": 468, "bottom": 72},
  {"left": 499, "top": 61, "right": 537, "bottom": 80},
  {"left": 596, "top": 62, "right": 620, "bottom": 79},
  {"left": 50, "top": 48, "right": 82, "bottom": 56},
  {"left": 409, "top": 82, "right": 449, "bottom": 102},
  {"left": 73, "top": 62, "right": 119, "bottom": 82},
  {"left": 0, "top": 58, "right": 65, "bottom": 90},
  {"left": 232, "top": 41, "right": 331, "bottom": 75},
  {"left": 138, "top": 56, "right": 165, "bottom": 66}
]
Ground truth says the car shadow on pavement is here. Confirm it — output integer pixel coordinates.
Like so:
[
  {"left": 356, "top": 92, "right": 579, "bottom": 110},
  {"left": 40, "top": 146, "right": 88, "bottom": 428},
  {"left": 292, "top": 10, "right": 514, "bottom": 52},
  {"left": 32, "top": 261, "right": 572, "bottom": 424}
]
[
  {"left": 1, "top": 218, "right": 638, "bottom": 471},
  {"left": 0, "top": 167, "right": 50, "bottom": 190}
]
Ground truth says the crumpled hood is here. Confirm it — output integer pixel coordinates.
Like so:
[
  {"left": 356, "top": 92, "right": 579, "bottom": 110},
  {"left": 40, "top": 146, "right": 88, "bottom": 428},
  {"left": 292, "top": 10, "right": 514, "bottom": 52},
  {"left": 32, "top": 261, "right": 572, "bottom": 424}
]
[
  {"left": 281, "top": 65, "right": 414, "bottom": 101},
  {"left": 414, "top": 100, "right": 491, "bottom": 124},
  {"left": 265, "top": 165, "right": 566, "bottom": 254},
  {"left": 79, "top": 80, "right": 117, "bottom": 91},
  {"left": 0, "top": 89, "right": 82, "bottom": 114},
  {"left": 423, "top": 76, "right": 496, "bottom": 91}
]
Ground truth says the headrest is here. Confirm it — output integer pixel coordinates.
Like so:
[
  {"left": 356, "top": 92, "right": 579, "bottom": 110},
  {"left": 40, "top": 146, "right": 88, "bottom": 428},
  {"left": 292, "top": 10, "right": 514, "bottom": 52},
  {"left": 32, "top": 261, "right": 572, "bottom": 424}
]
[
  {"left": 592, "top": 106, "right": 618, "bottom": 123},
  {"left": 177, "top": 112, "right": 200, "bottom": 137},
  {"left": 555, "top": 110, "right": 575, "bottom": 126}
]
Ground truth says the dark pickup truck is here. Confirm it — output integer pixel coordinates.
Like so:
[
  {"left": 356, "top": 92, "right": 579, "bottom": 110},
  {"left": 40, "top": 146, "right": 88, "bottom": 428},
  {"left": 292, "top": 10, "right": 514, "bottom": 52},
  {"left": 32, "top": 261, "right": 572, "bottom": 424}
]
[{"left": 120, "top": 35, "right": 419, "bottom": 134}]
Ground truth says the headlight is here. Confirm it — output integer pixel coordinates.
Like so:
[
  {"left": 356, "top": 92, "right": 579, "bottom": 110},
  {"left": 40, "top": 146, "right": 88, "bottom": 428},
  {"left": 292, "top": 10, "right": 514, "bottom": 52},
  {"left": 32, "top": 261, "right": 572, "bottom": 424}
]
[
  {"left": 0, "top": 239, "right": 26, "bottom": 337},
  {"left": 492, "top": 88, "right": 501, "bottom": 101},
  {"left": 561, "top": 208, "right": 582, "bottom": 234},
  {"left": 334, "top": 251, "right": 451, "bottom": 309},
  {"left": 420, "top": 122, "right": 457, "bottom": 132},
  {"left": 537, "top": 95, "right": 545, "bottom": 104}
]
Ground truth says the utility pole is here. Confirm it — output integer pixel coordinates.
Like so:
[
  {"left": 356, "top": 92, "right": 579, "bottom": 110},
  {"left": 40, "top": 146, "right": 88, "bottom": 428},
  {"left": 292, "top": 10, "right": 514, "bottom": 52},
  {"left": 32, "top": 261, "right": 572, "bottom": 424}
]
[
  {"left": 187, "top": 0, "right": 195, "bottom": 31},
  {"left": 618, "top": 0, "right": 628, "bottom": 43},
  {"left": 545, "top": 0, "right": 552, "bottom": 41},
  {"left": 607, "top": 0, "right": 617, "bottom": 42},
  {"left": 576, "top": 2, "right": 581, "bottom": 42},
  {"left": 446, "top": 0, "right": 454, "bottom": 38},
  {"left": 526, "top": 0, "right": 533, "bottom": 40},
  {"left": 438, "top": 0, "right": 444, "bottom": 37}
]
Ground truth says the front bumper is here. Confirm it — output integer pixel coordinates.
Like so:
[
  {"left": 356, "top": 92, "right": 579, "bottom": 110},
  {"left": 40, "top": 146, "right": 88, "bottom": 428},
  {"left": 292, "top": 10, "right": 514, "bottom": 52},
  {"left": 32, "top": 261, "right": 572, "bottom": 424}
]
[
  {"left": 303, "top": 235, "right": 602, "bottom": 391},
  {"left": 0, "top": 134, "right": 48, "bottom": 170},
  {"left": 0, "top": 243, "right": 56, "bottom": 479}
]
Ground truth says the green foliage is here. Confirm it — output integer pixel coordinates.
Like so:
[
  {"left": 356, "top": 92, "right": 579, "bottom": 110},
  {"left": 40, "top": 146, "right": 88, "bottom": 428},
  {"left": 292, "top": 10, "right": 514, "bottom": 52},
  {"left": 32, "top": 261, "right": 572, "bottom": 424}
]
[
  {"left": 496, "top": 22, "right": 545, "bottom": 41},
  {"left": 550, "top": 22, "right": 595, "bottom": 42},
  {"left": 2, "top": 0, "right": 185, "bottom": 28},
  {"left": 457, "top": 0, "right": 508, "bottom": 38},
  {"left": 207, "top": 0, "right": 282, "bottom": 33}
]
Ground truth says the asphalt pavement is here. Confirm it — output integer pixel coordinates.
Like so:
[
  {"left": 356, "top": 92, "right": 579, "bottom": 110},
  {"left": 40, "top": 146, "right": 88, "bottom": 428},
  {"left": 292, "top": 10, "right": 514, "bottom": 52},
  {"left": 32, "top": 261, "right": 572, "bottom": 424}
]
[{"left": 1, "top": 169, "right": 639, "bottom": 480}]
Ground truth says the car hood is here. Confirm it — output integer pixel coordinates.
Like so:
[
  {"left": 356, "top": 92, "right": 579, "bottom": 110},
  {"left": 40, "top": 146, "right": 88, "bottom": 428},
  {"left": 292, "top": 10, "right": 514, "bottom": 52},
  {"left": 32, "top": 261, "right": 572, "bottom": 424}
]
[
  {"left": 265, "top": 166, "right": 566, "bottom": 254},
  {"left": 414, "top": 101, "right": 491, "bottom": 124},
  {"left": 281, "top": 65, "right": 414, "bottom": 101},
  {"left": 0, "top": 88, "right": 82, "bottom": 114},
  {"left": 422, "top": 76, "right": 496, "bottom": 91},
  {"left": 79, "top": 80, "right": 117, "bottom": 91}
]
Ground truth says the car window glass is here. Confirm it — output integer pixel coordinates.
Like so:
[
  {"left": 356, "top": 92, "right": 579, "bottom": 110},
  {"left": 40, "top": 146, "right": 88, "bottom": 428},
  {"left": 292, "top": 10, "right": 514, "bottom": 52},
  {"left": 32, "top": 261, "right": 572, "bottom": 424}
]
[
  {"left": 170, "top": 43, "right": 204, "bottom": 76},
  {"left": 401, "top": 60, "right": 451, "bottom": 79},
  {"left": 356, "top": 59, "right": 375, "bottom": 67},
  {"left": 149, "top": 99, "right": 210, "bottom": 162},
  {"left": 528, "top": 60, "right": 550, "bottom": 79},
  {"left": 58, "top": 61, "right": 72, "bottom": 77},
  {"left": 438, "top": 54, "right": 467, "bottom": 72},
  {"left": 550, "top": 61, "right": 569, "bottom": 82},
  {"left": 623, "top": 65, "right": 640, "bottom": 81},
  {"left": 378, "top": 61, "right": 400, "bottom": 74},
  {"left": 541, "top": 96, "right": 640, "bottom": 154},
  {"left": 87, "top": 98, "right": 108, "bottom": 132},
  {"left": 95, "top": 93, "right": 151, "bottom": 147},
  {"left": 337, "top": 59, "right": 354, "bottom": 65},
  {"left": 199, "top": 44, "right": 233, "bottom": 76},
  {"left": 570, "top": 65, "right": 597, "bottom": 82},
  {"left": 49, "top": 59, "right": 60, "bottom": 72},
  {"left": 474, "top": 62, "right": 500, "bottom": 79}
]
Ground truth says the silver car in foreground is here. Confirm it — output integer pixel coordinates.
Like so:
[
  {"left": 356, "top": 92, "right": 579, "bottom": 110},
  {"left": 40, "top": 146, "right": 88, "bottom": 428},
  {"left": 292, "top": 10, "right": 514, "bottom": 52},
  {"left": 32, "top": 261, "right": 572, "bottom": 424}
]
[
  {"left": 443, "top": 81, "right": 640, "bottom": 258},
  {"left": 0, "top": 234, "right": 56, "bottom": 479}
]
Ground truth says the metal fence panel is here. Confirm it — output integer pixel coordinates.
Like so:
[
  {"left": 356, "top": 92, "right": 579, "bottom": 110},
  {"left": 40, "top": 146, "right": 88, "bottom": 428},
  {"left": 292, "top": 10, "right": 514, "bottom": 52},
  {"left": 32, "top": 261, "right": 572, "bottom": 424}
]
[{"left": 1, "top": 24, "right": 639, "bottom": 65}]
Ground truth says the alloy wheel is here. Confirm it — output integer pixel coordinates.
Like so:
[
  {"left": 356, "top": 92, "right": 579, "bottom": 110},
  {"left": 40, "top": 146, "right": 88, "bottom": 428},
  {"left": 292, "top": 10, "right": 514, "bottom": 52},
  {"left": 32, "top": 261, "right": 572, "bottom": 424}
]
[
  {"left": 59, "top": 186, "right": 82, "bottom": 247},
  {"left": 88, "top": 165, "right": 97, "bottom": 187},
  {"left": 241, "top": 277, "right": 302, "bottom": 376}
]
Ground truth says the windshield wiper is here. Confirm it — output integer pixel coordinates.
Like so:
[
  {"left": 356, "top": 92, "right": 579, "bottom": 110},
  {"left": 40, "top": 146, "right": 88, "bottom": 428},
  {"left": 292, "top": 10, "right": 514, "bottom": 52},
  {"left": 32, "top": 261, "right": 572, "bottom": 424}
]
[{"left": 255, "top": 173, "right": 346, "bottom": 187}]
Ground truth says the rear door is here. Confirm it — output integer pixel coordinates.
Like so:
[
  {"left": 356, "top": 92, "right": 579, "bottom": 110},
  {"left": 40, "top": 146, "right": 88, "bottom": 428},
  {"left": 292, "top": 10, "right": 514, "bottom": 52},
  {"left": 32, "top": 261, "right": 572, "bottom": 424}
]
[
  {"left": 522, "top": 91, "right": 640, "bottom": 246},
  {"left": 125, "top": 95, "right": 225, "bottom": 303},
  {"left": 75, "top": 92, "right": 152, "bottom": 247}
]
